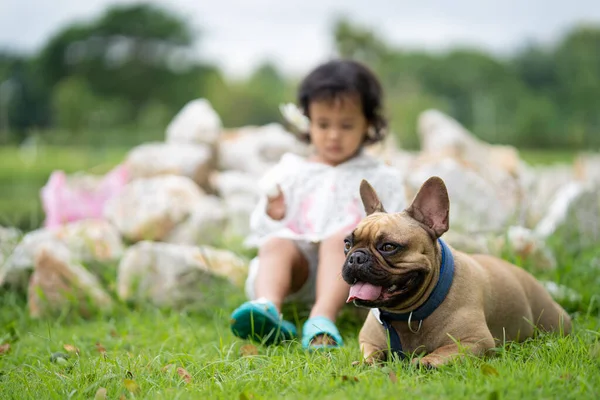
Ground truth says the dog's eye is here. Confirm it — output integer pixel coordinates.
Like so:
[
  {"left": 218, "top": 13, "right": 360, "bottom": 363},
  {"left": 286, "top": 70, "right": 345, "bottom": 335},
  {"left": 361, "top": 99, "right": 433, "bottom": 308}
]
[
  {"left": 344, "top": 240, "right": 352, "bottom": 254},
  {"left": 380, "top": 243, "right": 398, "bottom": 253}
]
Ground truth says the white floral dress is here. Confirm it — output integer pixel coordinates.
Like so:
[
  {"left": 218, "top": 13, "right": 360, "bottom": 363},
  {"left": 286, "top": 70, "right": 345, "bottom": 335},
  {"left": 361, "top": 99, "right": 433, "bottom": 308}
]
[{"left": 245, "top": 151, "right": 407, "bottom": 248}]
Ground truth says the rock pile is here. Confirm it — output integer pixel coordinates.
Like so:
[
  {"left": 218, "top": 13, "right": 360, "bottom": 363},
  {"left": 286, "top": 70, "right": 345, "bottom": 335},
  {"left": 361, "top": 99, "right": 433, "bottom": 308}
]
[{"left": 2, "top": 99, "right": 596, "bottom": 317}]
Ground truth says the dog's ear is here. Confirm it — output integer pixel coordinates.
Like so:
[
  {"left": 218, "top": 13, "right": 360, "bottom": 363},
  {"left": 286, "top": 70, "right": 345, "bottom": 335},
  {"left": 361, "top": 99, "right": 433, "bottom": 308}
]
[
  {"left": 406, "top": 176, "right": 449, "bottom": 238},
  {"left": 360, "top": 180, "right": 386, "bottom": 215}
]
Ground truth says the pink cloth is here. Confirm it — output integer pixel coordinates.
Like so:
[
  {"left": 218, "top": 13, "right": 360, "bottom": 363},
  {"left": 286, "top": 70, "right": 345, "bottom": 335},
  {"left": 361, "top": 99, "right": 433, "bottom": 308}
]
[{"left": 41, "top": 164, "right": 129, "bottom": 228}]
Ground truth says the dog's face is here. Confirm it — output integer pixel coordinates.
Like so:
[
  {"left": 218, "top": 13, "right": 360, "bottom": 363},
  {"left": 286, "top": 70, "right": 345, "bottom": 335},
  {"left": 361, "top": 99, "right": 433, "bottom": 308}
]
[{"left": 341, "top": 177, "right": 450, "bottom": 310}]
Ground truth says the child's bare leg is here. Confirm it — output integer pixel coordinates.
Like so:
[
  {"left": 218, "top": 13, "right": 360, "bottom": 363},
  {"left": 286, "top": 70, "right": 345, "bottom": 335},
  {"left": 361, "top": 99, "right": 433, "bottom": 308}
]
[
  {"left": 309, "top": 230, "right": 350, "bottom": 344},
  {"left": 254, "top": 237, "right": 309, "bottom": 311}
]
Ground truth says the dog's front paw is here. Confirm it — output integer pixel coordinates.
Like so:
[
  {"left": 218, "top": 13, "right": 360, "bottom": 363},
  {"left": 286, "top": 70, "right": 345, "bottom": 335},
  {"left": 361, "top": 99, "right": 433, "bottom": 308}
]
[{"left": 412, "top": 354, "right": 444, "bottom": 369}]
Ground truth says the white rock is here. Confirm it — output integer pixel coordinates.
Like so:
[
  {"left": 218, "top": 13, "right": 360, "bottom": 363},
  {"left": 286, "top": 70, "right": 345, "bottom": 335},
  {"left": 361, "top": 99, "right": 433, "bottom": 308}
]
[
  {"left": 210, "top": 170, "right": 262, "bottom": 238},
  {"left": 541, "top": 281, "right": 582, "bottom": 306},
  {"left": 415, "top": 110, "right": 523, "bottom": 231},
  {"left": 574, "top": 153, "right": 600, "bottom": 186},
  {"left": 535, "top": 182, "right": 600, "bottom": 251},
  {"left": 117, "top": 241, "right": 248, "bottom": 307},
  {"left": 406, "top": 158, "right": 515, "bottom": 233},
  {"left": 442, "top": 230, "right": 491, "bottom": 254},
  {"left": 444, "top": 226, "right": 556, "bottom": 271},
  {"left": 519, "top": 164, "right": 575, "bottom": 228},
  {"left": 28, "top": 243, "right": 113, "bottom": 318},
  {"left": 222, "top": 197, "right": 257, "bottom": 239},
  {"left": 104, "top": 175, "right": 205, "bottom": 242},
  {"left": 165, "top": 98, "right": 222, "bottom": 145},
  {"left": 165, "top": 195, "right": 228, "bottom": 246},
  {"left": 210, "top": 170, "right": 260, "bottom": 200},
  {"left": 125, "top": 142, "right": 213, "bottom": 190},
  {"left": 505, "top": 226, "right": 556, "bottom": 270},
  {"left": 0, "top": 220, "right": 123, "bottom": 289},
  {"left": 218, "top": 123, "right": 309, "bottom": 175},
  {"left": 417, "top": 109, "right": 522, "bottom": 178},
  {"left": 0, "top": 226, "right": 21, "bottom": 267}
]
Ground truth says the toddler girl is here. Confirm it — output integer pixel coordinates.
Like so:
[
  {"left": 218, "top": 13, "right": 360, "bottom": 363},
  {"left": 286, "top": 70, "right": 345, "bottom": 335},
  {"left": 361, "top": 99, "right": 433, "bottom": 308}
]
[{"left": 230, "top": 59, "right": 406, "bottom": 349}]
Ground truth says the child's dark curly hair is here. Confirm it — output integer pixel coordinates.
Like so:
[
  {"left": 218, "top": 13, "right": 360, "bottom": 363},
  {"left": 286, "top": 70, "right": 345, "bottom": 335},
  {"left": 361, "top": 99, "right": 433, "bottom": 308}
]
[{"left": 297, "top": 59, "right": 388, "bottom": 145}]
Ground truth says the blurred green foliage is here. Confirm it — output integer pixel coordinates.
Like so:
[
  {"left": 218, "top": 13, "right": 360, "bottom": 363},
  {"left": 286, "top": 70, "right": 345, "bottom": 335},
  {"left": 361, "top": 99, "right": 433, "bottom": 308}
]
[{"left": 0, "top": 4, "right": 599, "bottom": 150}]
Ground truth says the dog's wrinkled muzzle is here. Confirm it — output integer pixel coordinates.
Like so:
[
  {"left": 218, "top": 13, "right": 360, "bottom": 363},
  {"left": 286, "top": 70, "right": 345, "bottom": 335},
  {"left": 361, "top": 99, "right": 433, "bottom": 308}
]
[
  {"left": 346, "top": 249, "right": 369, "bottom": 268},
  {"left": 342, "top": 249, "right": 389, "bottom": 303},
  {"left": 342, "top": 249, "right": 374, "bottom": 284}
]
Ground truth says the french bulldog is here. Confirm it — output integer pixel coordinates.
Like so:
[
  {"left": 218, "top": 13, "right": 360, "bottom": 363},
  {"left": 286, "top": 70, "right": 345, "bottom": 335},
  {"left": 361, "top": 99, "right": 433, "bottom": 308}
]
[{"left": 341, "top": 176, "right": 572, "bottom": 368}]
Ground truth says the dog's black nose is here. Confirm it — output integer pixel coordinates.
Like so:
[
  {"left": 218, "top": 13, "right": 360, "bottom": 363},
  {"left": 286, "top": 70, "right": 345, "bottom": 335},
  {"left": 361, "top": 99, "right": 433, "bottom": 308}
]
[{"left": 347, "top": 250, "right": 368, "bottom": 267}]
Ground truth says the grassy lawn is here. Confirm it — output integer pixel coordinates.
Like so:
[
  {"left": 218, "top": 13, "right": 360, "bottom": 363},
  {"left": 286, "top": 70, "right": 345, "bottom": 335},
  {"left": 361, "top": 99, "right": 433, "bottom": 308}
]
[
  {"left": 519, "top": 149, "right": 579, "bottom": 166},
  {"left": 1, "top": 244, "right": 599, "bottom": 399},
  {"left": 1, "top": 145, "right": 599, "bottom": 398}
]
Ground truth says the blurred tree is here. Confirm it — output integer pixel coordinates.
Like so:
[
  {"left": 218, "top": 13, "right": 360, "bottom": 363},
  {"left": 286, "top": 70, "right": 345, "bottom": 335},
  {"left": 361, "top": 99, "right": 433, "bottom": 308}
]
[
  {"left": 1, "top": 57, "right": 50, "bottom": 140},
  {"left": 511, "top": 43, "right": 564, "bottom": 147},
  {"left": 554, "top": 25, "right": 600, "bottom": 147},
  {"left": 513, "top": 43, "right": 557, "bottom": 93},
  {"left": 2, "top": 9, "right": 599, "bottom": 150},
  {"left": 0, "top": 52, "right": 20, "bottom": 141},
  {"left": 512, "top": 95, "right": 561, "bottom": 148},
  {"left": 37, "top": 3, "right": 209, "bottom": 122},
  {"left": 333, "top": 17, "right": 389, "bottom": 68},
  {"left": 52, "top": 76, "right": 132, "bottom": 138},
  {"left": 52, "top": 76, "right": 96, "bottom": 134},
  {"left": 416, "top": 49, "right": 528, "bottom": 143},
  {"left": 215, "top": 62, "right": 292, "bottom": 127}
]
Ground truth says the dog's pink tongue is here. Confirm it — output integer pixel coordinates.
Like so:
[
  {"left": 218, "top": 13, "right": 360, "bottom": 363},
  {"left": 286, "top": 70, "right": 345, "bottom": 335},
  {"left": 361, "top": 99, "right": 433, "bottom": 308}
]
[{"left": 347, "top": 282, "right": 383, "bottom": 303}]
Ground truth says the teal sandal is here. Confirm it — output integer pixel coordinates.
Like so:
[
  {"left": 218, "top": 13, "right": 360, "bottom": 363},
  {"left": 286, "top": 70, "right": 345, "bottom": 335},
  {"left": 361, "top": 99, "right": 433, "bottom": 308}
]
[
  {"left": 230, "top": 300, "right": 297, "bottom": 345},
  {"left": 301, "top": 316, "right": 344, "bottom": 350}
]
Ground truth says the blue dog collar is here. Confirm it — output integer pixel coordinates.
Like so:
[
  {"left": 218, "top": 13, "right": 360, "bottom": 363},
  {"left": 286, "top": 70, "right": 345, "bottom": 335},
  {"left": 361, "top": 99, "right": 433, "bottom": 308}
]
[{"left": 375, "top": 238, "right": 455, "bottom": 358}]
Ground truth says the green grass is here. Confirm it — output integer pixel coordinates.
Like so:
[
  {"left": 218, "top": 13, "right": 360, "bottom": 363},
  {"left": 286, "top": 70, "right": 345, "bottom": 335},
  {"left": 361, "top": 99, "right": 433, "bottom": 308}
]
[
  {"left": 1, "top": 145, "right": 599, "bottom": 398},
  {"left": 519, "top": 149, "right": 578, "bottom": 166},
  {"left": 1, "top": 245, "right": 599, "bottom": 399}
]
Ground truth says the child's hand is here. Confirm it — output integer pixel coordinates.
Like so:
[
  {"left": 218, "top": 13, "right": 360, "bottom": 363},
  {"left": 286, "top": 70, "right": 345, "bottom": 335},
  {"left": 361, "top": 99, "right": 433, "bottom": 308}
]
[{"left": 266, "top": 185, "right": 286, "bottom": 221}]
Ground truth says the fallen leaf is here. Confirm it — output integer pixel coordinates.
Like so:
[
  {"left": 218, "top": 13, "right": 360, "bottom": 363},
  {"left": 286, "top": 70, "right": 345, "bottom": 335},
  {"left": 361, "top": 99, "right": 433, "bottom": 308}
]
[
  {"left": 119, "top": 395, "right": 126, "bottom": 400},
  {"left": 240, "top": 344, "right": 258, "bottom": 356},
  {"left": 63, "top": 344, "right": 80, "bottom": 355},
  {"left": 481, "top": 363, "right": 499, "bottom": 377},
  {"left": 95, "top": 342, "right": 106, "bottom": 354},
  {"left": 177, "top": 367, "right": 192, "bottom": 384},
  {"left": 123, "top": 378, "right": 140, "bottom": 393},
  {"left": 388, "top": 370, "right": 398, "bottom": 384},
  {"left": 94, "top": 387, "right": 107, "bottom": 400},
  {"left": 0, "top": 343, "right": 10, "bottom": 355},
  {"left": 239, "top": 393, "right": 254, "bottom": 400}
]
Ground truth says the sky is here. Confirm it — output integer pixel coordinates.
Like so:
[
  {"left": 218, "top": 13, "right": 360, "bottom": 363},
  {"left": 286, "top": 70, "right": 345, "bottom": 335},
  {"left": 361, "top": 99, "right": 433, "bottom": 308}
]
[{"left": 1, "top": 0, "right": 600, "bottom": 78}]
